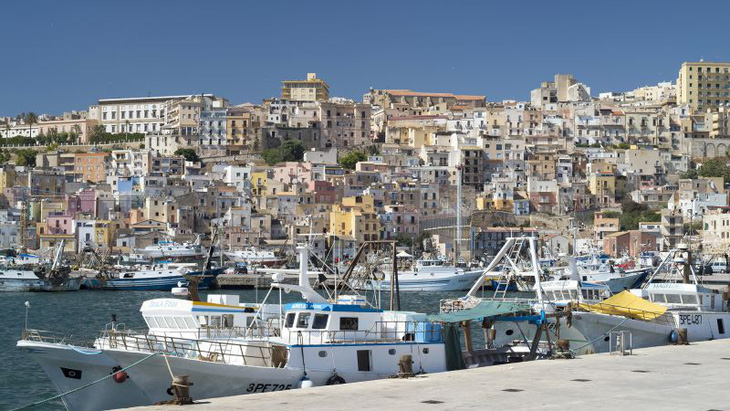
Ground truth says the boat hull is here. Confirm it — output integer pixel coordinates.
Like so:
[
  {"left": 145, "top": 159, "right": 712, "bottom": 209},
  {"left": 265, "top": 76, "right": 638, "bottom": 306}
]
[
  {"left": 363, "top": 270, "right": 484, "bottom": 292},
  {"left": 101, "top": 275, "right": 216, "bottom": 291}
]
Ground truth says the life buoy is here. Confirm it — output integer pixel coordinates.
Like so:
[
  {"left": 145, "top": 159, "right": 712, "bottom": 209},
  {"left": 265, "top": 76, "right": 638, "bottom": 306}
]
[
  {"left": 110, "top": 366, "right": 128, "bottom": 383},
  {"left": 326, "top": 373, "right": 346, "bottom": 385}
]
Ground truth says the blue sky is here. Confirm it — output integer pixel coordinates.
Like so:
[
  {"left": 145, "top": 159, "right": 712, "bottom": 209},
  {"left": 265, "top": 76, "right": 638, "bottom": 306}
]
[{"left": 1, "top": 0, "right": 728, "bottom": 116}]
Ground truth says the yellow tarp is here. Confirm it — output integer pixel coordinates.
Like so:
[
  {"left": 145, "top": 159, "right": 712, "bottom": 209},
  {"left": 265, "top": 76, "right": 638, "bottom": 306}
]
[{"left": 577, "top": 290, "right": 667, "bottom": 320}]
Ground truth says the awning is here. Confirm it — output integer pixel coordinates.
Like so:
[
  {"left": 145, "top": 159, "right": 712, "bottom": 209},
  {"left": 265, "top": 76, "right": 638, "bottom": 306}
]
[
  {"left": 578, "top": 290, "right": 667, "bottom": 320},
  {"left": 428, "top": 300, "right": 531, "bottom": 323},
  {"left": 396, "top": 251, "right": 413, "bottom": 258}
]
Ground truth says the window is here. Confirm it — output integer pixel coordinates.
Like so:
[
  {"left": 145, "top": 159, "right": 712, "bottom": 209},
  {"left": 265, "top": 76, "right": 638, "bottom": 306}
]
[
  {"left": 718, "top": 319, "right": 726, "bottom": 335},
  {"left": 356, "top": 350, "right": 371, "bottom": 372},
  {"left": 296, "top": 313, "right": 311, "bottom": 328},
  {"left": 340, "top": 317, "right": 359, "bottom": 330},
  {"left": 284, "top": 313, "right": 295, "bottom": 328},
  {"left": 312, "top": 314, "right": 329, "bottom": 329}
]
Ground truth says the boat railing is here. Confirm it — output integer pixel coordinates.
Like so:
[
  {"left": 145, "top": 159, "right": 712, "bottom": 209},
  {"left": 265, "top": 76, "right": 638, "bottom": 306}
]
[
  {"left": 283, "top": 321, "right": 444, "bottom": 345},
  {"left": 98, "top": 329, "right": 281, "bottom": 367},
  {"left": 21, "top": 329, "right": 96, "bottom": 348},
  {"left": 197, "top": 323, "right": 279, "bottom": 340}
]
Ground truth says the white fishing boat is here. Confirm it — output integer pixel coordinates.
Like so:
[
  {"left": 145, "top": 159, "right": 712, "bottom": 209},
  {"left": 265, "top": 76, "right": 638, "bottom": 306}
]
[
  {"left": 134, "top": 237, "right": 204, "bottom": 259},
  {"left": 17, "top": 246, "right": 498, "bottom": 410},
  {"left": 0, "top": 240, "right": 81, "bottom": 292},
  {"left": 360, "top": 259, "right": 485, "bottom": 292},
  {"left": 224, "top": 248, "right": 284, "bottom": 266}
]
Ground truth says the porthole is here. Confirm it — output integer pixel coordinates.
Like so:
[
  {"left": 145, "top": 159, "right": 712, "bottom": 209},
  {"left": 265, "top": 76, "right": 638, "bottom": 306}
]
[
  {"left": 506, "top": 329, "right": 514, "bottom": 336},
  {"left": 422, "top": 348, "right": 430, "bottom": 354},
  {"left": 603, "top": 336, "right": 610, "bottom": 342},
  {"left": 318, "top": 351, "right": 327, "bottom": 358},
  {"left": 388, "top": 349, "right": 396, "bottom": 355}
]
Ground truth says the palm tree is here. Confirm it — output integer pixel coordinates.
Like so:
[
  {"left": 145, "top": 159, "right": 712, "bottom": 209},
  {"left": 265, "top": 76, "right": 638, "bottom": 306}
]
[
  {"left": 24, "top": 112, "right": 38, "bottom": 142},
  {"left": 72, "top": 124, "right": 82, "bottom": 144}
]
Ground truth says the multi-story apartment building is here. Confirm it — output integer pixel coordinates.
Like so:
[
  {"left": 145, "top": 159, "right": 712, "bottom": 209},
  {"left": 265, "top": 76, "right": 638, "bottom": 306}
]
[
  {"left": 677, "top": 61, "right": 730, "bottom": 112},
  {"left": 90, "top": 95, "right": 180, "bottom": 134},
  {"left": 74, "top": 152, "right": 108, "bottom": 183},
  {"left": 281, "top": 73, "right": 330, "bottom": 102}
]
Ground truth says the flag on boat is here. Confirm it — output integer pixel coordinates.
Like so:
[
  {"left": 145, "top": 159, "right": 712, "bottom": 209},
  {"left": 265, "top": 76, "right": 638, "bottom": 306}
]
[{"left": 577, "top": 290, "right": 667, "bottom": 320}]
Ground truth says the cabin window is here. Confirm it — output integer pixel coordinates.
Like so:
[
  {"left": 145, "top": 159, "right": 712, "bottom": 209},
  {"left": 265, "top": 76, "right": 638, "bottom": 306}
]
[
  {"left": 163, "top": 317, "right": 177, "bottom": 329},
  {"left": 312, "top": 314, "right": 329, "bottom": 329},
  {"left": 340, "top": 317, "right": 359, "bottom": 331},
  {"left": 210, "top": 316, "right": 222, "bottom": 328},
  {"left": 184, "top": 317, "right": 197, "bottom": 328},
  {"left": 222, "top": 314, "right": 234, "bottom": 328},
  {"left": 296, "top": 313, "right": 311, "bottom": 328},
  {"left": 651, "top": 294, "right": 665, "bottom": 303},
  {"left": 665, "top": 294, "right": 681, "bottom": 304},
  {"left": 284, "top": 313, "right": 295, "bottom": 328},
  {"left": 174, "top": 317, "right": 187, "bottom": 329},
  {"left": 356, "top": 350, "right": 371, "bottom": 372},
  {"left": 145, "top": 316, "right": 158, "bottom": 328},
  {"left": 198, "top": 315, "right": 208, "bottom": 325},
  {"left": 681, "top": 295, "right": 698, "bottom": 305},
  {"left": 718, "top": 319, "right": 726, "bottom": 334}
]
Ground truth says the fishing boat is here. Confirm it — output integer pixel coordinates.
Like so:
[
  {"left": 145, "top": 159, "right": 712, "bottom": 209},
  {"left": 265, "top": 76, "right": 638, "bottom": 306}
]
[
  {"left": 360, "top": 259, "right": 485, "bottom": 292},
  {"left": 101, "top": 263, "right": 222, "bottom": 291},
  {"left": 0, "top": 240, "right": 81, "bottom": 292},
  {"left": 224, "top": 248, "right": 284, "bottom": 266},
  {"left": 18, "top": 246, "right": 523, "bottom": 410},
  {"left": 134, "top": 236, "right": 204, "bottom": 259}
]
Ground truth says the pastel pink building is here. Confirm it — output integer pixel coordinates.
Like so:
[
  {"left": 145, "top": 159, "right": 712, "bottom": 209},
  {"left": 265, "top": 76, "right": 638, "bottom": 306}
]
[
  {"left": 272, "top": 162, "right": 312, "bottom": 187},
  {"left": 46, "top": 212, "right": 74, "bottom": 235}
]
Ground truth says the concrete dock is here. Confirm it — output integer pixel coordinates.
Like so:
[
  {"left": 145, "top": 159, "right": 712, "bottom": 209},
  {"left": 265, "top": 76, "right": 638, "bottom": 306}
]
[{"left": 131, "top": 339, "right": 730, "bottom": 410}]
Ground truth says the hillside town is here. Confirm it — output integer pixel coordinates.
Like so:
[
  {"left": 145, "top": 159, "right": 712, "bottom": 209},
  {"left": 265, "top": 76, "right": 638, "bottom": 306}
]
[{"left": 1, "top": 62, "right": 730, "bottom": 266}]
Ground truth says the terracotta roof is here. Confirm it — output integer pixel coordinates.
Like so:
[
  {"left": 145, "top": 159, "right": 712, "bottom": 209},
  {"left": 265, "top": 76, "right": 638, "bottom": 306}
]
[
  {"left": 386, "top": 90, "right": 455, "bottom": 98},
  {"left": 454, "top": 95, "right": 486, "bottom": 101}
]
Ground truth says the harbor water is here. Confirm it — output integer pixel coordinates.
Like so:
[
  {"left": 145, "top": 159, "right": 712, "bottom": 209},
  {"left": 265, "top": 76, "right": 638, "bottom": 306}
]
[{"left": 1, "top": 288, "right": 502, "bottom": 410}]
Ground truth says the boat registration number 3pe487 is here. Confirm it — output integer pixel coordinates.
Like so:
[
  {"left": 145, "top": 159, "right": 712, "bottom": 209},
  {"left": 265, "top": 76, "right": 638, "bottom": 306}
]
[{"left": 678, "top": 314, "right": 702, "bottom": 326}]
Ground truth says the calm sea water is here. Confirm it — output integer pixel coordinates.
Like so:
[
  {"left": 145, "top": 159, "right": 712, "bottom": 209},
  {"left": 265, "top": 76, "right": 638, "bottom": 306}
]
[{"left": 1, "top": 288, "right": 488, "bottom": 410}]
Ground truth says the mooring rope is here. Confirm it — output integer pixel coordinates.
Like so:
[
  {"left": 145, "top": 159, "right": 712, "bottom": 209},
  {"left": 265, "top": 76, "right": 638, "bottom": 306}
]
[{"left": 11, "top": 352, "right": 160, "bottom": 411}]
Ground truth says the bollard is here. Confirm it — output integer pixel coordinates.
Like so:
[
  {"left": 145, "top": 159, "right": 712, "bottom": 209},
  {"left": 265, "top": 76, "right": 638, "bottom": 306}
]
[
  {"left": 171, "top": 375, "right": 193, "bottom": 405},
  {"left": 677, "top": 328, "right": 688, "bottom": 345},
  {"left": 397, "top": 354, "right": 414, "bottom": 377}
]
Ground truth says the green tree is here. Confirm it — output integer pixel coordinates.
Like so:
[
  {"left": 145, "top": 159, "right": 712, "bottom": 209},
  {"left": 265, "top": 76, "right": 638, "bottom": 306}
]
[
  {"left": 174, "top": 148, "right": 201, "bottom": 163},
  {"left": 262, "top": 140, "right": 305, "bottom": 165},
  {"left": 680, "top": 168, "right": 699, "bottom": 179},
  {"left": 71, "top": 124, "right": 82, "bottom": 144},
  {"left": 15, "top": 149, "right": 37, "bottom": 167},
  {"left": 698, "top": 158, "right": 730, "bottom": 183},
  {"left": 338, "top": 150, "right": 368, "bottom": 170},
  {"left": 24, "top": 112, "right": 38, "bottom": 140}
]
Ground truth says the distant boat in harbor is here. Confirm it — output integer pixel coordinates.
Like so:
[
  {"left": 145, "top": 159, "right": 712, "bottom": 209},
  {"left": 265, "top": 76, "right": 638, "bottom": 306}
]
[
  {"left": 101, "top": 263, "right": 223, "bottom": 291},
  {"left": 133, "top": 236, "right": 204, "bottom": 259},
  {"left": 224, "top": 248, "right": 285, "bottom": 266}
]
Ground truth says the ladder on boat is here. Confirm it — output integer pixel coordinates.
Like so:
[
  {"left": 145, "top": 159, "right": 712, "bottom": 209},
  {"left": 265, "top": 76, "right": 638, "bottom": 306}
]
[{"left": 493, "top": 237, "right": 525, "bottom": 300}]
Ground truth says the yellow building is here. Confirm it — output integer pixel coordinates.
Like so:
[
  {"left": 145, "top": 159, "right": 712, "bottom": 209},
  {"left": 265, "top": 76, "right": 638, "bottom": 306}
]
[
  {"left": 144, "top": 198, "right": 177, "bottom": 224},
  {"left": 589, "top": 172, "right": 615, "bottom": 208},
  {"left": 250, "top": 171, "right": 268, "bottom": 196},
  {"left": 74, "top": 152, "right": 108, "bottom": 183},
  {"left": 677, "top": 61, "right": 730, "bottom": 112},
  {"left": 329, "top": 195, "right": 380, "bottom": 244},
  {"left": 281, "top": 73, "right": 330, "bottom": 102},
  {"left": 94, "top": 220, "right": 115, "bottom": 249},
  {"left": 226, "top": 105, "right": 261, "bottom": 150},
  {"left": 0, "top": 166, "right": 16, "bottom": 192}
]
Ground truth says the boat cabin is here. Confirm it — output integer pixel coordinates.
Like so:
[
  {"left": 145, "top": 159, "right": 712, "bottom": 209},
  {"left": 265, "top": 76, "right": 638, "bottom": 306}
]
[
  {"left": 540, "top": 280, "right": 612, "bottom": 305},
  {"left": 140, "top": 294, "right": 280, "bottom": 338},
  {"left": 632, "top": 283, "right": 727, "bottom": 312},
  {"left": 280, "top": 296, "right": 439, "bottom": 345}
]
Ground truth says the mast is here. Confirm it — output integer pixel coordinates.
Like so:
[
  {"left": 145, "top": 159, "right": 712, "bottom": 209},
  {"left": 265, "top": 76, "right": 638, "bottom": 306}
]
[{"left": 455, "top": 165, "right": 462, "bottom": 264}]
